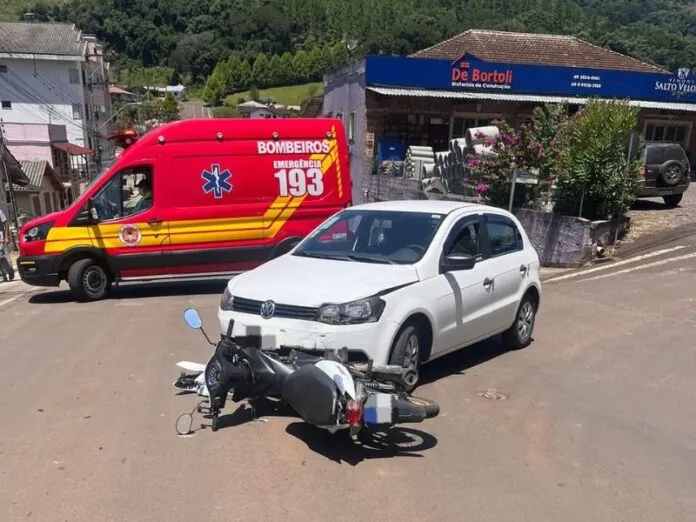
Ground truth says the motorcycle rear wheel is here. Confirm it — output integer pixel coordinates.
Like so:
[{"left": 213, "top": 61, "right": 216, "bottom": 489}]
[{"left": 404, "top": 396, "right": 440, "bottom": 418}]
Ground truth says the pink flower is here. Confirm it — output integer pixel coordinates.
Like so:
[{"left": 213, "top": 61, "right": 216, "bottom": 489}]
[{"left": 475, "top": 183, "right": 489, "bottom": 194}]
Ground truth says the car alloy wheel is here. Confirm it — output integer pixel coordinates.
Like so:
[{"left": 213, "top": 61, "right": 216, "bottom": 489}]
[
  {"left": 404, "top": 332, "right": 420, "bottom": 370},
  {"left": 516, "top": 301, "right": 535, "bottom": 344}
]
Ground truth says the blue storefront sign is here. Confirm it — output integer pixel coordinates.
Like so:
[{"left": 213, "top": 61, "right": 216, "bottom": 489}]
[{"left": 364, "top": 54, "right": 696, "bottom": 103}]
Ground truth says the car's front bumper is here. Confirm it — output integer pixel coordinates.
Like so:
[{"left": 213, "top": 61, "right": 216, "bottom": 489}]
[
  {"left": 217, "top": 308, "right": 401, "bottom": 365},
  {"left": 17, "top": 255, "right": 60, "bottom": 287}
]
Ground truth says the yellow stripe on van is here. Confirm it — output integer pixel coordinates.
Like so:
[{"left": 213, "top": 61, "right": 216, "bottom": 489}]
[{"left": 42, "top": 148, "right": 339, "bottom": 254}]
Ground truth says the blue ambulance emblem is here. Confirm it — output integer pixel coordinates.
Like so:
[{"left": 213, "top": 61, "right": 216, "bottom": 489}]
[{"left": 201, "top": 164, "right": 233, "bottom": 199}]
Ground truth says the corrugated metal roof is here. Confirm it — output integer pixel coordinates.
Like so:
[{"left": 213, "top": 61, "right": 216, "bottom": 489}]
[
  {"left": 366, "top": 87, "right": 696, "bottom": 112},
  {"left": 0, "top": 21, "right": 85, "bottom": 57},
  {"left": 20, "top": 160, "right": 49, "bottom": 187},
  {"left": 411, "top": 30, "right": 664, "bottom": 74}
]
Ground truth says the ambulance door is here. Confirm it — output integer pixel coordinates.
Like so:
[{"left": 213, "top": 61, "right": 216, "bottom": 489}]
[{"left": 88, "top": 163, "right": 171, "bottom": 277}]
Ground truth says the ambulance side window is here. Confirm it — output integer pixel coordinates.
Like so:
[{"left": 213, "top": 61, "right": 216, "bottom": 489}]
[{"left": 90, "top": 166, "right": 153, "bottom": 221}]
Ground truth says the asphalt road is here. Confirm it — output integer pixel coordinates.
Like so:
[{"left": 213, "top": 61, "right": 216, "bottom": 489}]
[
  {"left": 1, "top": 235, "right": 696, "bottom": 521},
  {"left": 179, "top": 101, "right": 211, "bottom": 120}
]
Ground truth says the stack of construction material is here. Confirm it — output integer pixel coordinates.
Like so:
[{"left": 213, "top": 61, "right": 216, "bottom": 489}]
[
  {"left": 404, "top": 145, "right": 435, "bottom": 181},
  {"left": 465, "top": 125, "right": 499, "bottom": 156},
  {"left": 379, "top": 160, "right": 405, "bottom": 177}
]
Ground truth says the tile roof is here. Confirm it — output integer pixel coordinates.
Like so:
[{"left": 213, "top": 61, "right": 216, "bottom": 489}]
[
  {"left": 410, "top": 29, "right": 665, "bottom": 73},
  {"left": 0, "top": 21, "right": 85, "bottom": 57}
]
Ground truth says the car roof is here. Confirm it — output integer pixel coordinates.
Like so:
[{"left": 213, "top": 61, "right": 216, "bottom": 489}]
[{"left": 347, "top": 199, "right": 494, "bottom": 215}]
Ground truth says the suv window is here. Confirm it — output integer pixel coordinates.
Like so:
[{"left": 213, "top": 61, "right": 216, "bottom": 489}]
[
  {"left": 486, "top": 215, "right": 523, "bottom": 256},
  {"left": 663, "top": 145, "right": 687, "bottom": 162}
]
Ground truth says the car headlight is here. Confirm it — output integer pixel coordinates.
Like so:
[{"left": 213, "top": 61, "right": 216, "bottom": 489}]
[
  {"left": 220, "top": 286, "right": 234, "bottom": 311},
  {"left": 23, "top": 221, "right": 54, "bottom": 243},
  {"left": 317, "top": 296, "right": 386, "bottom": 325}
]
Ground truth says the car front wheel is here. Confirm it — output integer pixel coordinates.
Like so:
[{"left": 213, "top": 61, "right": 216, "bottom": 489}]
[
  {"left": 388, "top": 323, "right": 422, "bottom": 392},
  {"left": 502, "top": 293, "right": 537, "bottom": 350}
]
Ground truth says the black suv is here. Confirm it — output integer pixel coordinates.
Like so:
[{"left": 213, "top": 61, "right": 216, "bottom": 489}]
[{"left": 636, "top": 142, "right": 691, "bottom": 207}]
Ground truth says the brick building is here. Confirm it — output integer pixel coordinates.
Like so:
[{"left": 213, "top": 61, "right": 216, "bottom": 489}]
[{"left": 322, "top": 30, "right": 696, "bottom": 204}]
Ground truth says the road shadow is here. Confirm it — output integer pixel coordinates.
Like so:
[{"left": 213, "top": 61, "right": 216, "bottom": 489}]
[
  {"left": 28, "top": 278, "right": 229, "bottom": 305},
  {"left": 418, "top": 335, "right": 531, "bottom": 387},
  {"left": 631, "top": 198, "right": 675, "bottom": 211},
  {"left": 285, "top": 423, "right": 438, "bottom": 465}
]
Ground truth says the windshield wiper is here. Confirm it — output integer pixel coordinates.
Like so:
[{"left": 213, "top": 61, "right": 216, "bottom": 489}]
[
  {"left": 294, "top": 251, "right": 353, "bottom": 261},
  {"left": 346, "top": 254, "right": 395, "bottom": 264}
]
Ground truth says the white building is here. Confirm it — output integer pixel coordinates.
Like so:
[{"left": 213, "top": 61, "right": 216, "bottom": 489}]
[
  {"left": 237, "top": 100, "right": 295, "bottom": 119},
  {"left": 0, "top": 21, "right": 113, "bottom": 181}
]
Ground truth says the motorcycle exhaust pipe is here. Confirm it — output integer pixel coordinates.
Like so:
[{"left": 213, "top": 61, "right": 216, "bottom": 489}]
[{"left": 390, "top": 397, "right": 427, "bottom": 424}]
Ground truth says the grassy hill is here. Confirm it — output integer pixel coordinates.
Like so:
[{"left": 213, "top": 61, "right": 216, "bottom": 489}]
[
  {"left": 214, "top": 82, "right": 321, "bottom": 117},
  {"left": 223, "top": 82, "right": 321, "bottom": 108},
  {"left": 0, "top": 1, "right": 25, "bottom": 20}
]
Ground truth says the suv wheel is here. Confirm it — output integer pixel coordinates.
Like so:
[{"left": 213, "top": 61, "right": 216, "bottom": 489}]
[
  {"left": 662, "top": 164, "right": 684, "bottom": 186},
  {"left": 663, "top": 193, "right": 683, "bottom": 208}
]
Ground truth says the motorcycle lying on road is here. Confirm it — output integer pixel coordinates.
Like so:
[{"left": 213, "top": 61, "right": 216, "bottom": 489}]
[{"left": 173, "top": 308, "right": 440, "bottom": 440}]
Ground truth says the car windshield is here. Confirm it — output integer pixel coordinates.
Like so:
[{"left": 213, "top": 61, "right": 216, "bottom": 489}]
[{"left": 293, "top": 209, "right": 446, "bottom": 264}]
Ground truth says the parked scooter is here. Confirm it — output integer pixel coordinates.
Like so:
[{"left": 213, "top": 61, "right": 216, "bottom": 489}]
[{"left": 174, "top": 308, "right": 439, "bottom": 439}]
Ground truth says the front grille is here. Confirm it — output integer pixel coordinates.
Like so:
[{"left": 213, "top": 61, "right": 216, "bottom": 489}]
[{"left": 231, "top": 296, "right": 318, "bottom": 321}]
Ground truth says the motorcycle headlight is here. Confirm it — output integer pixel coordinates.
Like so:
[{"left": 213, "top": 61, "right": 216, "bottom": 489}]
[
  {"left": 220, "top": 286, "right": 234, "bottom": 311},
  {"left": 317, "top": 296, "right": 386, "bottom": 325},
  {"left": 23, "top": 221, "right": 54, "bottom": 243}
]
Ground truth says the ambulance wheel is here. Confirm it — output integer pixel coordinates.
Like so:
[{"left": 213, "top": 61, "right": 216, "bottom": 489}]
[{"left": 67, "top": 258, "right": 112, "bottom": 302}]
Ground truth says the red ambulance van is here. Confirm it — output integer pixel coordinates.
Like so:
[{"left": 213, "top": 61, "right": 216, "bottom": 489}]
[{"left": 17, "top": 118, "right": 352, "bottom": 301}]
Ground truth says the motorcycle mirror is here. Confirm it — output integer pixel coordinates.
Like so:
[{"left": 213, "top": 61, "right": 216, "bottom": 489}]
[{"left": 183, "top": 308, "right": 202, "bottom": 329}]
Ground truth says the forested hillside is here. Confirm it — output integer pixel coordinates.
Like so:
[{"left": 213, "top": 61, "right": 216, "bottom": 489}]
[{"left": 10, "top": 0, "right": 696, "bottom": 89}]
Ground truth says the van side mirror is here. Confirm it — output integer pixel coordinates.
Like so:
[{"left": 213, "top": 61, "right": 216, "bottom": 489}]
[
  {"left": 87, "top": 198, "right": 99, "bottom": 224},
  {"left": 441, "top": 253, "right": 476, "bottom": 272}
]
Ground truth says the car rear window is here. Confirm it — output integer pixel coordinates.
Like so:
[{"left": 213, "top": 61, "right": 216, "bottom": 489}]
[{"left": 664, "top": 146, "right": 687, "bottom": 162}]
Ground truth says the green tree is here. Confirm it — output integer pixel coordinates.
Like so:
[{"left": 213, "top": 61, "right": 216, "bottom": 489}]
[
  {"left": 239, "top": 59, "right": 252, "bottom": 91},
  {"left": 251, "top": 53, "right": 272, "bottom": 88},
  {"left": 161, "top": 92, "right": 180, "bottom": 121},
  {"left": 292, "top": 50, "right": 311, "bottom": 84},
  {"left": 202, "top": 60, "right": 230, "bottom": 105},
  {"left": 280, "top": 52, "right": 296, "bottom": 85},
  {"left": 268, "top": 54, "right": 286, "bottom": 86},
  {"left": 553, "top": 99, "right": 642, "bottom": 220}
]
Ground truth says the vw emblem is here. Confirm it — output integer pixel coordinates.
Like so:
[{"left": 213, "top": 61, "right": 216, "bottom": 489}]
[{"left": 259, "top": 300, "right": 276, "bottom": 319}]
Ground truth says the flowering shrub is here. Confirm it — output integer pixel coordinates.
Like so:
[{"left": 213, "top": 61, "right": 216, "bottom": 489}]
[
  {"left": 464, "top": 103, "right": 568, "bottom": 208},
  {"left": 553, "top": 99, "right": 642, "bottom": 221}
]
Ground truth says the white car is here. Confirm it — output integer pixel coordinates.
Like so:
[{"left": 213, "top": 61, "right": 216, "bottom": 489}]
[{"left": 218, "top": 200, "right": 541, "bottom": 388}]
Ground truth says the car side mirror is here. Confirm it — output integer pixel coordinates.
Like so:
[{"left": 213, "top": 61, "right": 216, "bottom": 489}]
[{"left": 441, "top": 253, "right": 476, "bottom": 272}]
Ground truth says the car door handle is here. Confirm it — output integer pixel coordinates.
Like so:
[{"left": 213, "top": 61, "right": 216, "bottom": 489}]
[
  {"left": 147, "top": 218, "right": 163, "bottom": 226},
  {"left": 519, "top": 264, "right": 528, "bottom": 275},
  {"left": 483, "top": 277, "right": 494, "bottom": 288}
]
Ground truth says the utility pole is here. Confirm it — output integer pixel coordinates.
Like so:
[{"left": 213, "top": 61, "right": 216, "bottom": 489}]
[{"left": 0, "top": 120, "right": 20, "bottom": 249}]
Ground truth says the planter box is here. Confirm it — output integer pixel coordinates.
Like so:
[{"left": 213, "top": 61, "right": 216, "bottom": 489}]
[{"left": 514, "top": 208, "right": 630, "bottom": 267}]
